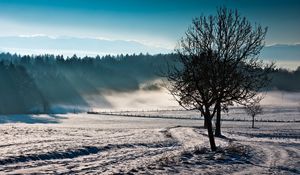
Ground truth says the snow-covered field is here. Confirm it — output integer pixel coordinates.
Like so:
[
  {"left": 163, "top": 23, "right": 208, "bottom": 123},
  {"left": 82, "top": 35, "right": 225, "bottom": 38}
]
[{"left": 0, "top": 105, "right": 299, "bottom": 174}]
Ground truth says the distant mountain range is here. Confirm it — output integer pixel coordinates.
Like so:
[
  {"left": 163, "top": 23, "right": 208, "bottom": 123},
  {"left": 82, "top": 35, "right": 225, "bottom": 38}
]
[
  {"left": 0, "top": 36, "right": 171, "bottom": 56},
  {"left": 0, "top": 36, "right": 299, "bottom": 62}
]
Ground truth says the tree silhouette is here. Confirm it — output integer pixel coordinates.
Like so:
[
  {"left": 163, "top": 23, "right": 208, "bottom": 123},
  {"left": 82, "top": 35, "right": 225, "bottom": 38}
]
[
  {"left": 245, "top": 97, "right": 263, "bottom": 128},
  {"left": 165, "top": 7, "right": 274, "bottom": 151}
]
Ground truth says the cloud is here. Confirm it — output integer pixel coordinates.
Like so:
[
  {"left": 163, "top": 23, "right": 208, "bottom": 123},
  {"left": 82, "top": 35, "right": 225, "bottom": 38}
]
[
  {"left": 261, "top": 43, "right": 300, "bottom": 61},
  {"left": 18, "top": 34, "right": 57, "bottom": 39},
  {"left": 0, "top": 35, "right": 172, "bottom": 56}
]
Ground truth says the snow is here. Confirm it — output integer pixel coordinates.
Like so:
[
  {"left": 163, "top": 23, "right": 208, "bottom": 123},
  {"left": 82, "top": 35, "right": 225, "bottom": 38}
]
[{"left": 0, "top": 91, "right": 299, "bottom": 174}]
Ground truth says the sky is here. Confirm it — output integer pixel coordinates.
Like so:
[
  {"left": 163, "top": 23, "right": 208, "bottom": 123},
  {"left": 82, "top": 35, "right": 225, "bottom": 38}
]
[{"left": 0, "top": 0, "right": 299, "bottom": 64}]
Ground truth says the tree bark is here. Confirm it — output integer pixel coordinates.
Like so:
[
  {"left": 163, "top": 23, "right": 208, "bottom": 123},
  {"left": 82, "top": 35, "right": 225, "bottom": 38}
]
[
  {"left": 252, "top": 116, "right": 255, "bottom": 128},
  {"left": 205, "top": 117, "right": 217, "bottom": 151},
  {"left": 215, "top": 101, "right": 222, "bottom": 137},
  {"left": 204, "top": 119, "right": 208, "bottom": 128}
]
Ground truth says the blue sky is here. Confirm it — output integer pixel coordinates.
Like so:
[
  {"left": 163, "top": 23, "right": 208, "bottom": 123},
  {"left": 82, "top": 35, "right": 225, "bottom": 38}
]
[
  {"left": 0, "top": 0, "right": 300, "bottom": 57},
  {"left": 1, "top": 0, "right": 300, "bottom": 46}
]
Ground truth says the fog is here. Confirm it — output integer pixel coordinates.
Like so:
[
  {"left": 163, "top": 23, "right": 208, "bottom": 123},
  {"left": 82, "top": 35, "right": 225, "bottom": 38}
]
[
  {"left": 261, "top": 91, "right": 300, "bottom": 107},
  {"left": 96, "top": 88, "right": 178, "bottom": 111},
  {"left": 0, "top": 52, "right": 299, "bottom": 114},
  {"left": 86, "top": 89, "right": 300, "bottom": 112}
]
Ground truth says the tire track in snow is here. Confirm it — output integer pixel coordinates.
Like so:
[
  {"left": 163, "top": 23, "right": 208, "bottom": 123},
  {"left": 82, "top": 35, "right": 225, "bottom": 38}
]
[
  {"left": 0, "top": 140, "right": 178, "bottom": 166},
  {"left": 232, "top": 140, "right": 300, "bottom": 175},
  {"left": 67, "top": 127, "right": 203, "bottom": 174},
  {"left": 2, "top": 128, "right": 182, "bottom": 174},
  {"left": 68, "top": 147, "right": 177, "bottom": 174}
]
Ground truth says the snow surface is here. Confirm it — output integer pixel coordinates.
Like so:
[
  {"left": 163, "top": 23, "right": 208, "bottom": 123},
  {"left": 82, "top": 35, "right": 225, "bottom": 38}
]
[{"left": 0, "top": 107, "right": 299, "bottom": 174}]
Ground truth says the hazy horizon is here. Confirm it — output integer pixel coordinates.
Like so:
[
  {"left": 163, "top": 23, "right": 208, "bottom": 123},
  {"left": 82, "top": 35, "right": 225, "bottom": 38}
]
[
  {"left": 0, "top": 0, "right": 299, "bottom": 69},
  {"left": 0, "top": 35, "right": 299, "bottom": 70}
]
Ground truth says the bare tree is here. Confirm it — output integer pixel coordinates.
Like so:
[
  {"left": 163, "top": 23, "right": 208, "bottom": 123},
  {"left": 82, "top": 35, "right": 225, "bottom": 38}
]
[
  {"left": 245, "top": 97, "right": 263, "bottom": 128},
  {"left": 164, "top": 7, "right": 274, "bottom": 151},
  {"left": 166, "top": 50, "right": 221, "bottom": 151}
]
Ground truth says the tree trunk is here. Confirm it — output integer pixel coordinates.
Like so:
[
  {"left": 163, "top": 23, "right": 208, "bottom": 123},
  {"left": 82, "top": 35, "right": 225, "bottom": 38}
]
[
  {"left": 252, "top": 116, "right": 255, "bottom": 128},
  {"left": 41, "top": 97, "right": 50, "bottom": 114},
  {"left": 204, "top": 119, "right": 208, "bottom": 128},
  {"left": 215, "top": 101, "right": 222, "bottom": 137},
  {"left": 205, "top": 117, "right": 217, "bottom": 151}
]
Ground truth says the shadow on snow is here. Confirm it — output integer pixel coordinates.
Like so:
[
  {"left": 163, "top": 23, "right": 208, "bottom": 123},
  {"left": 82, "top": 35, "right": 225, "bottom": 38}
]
[{"left": 0, "top": 114, "right": 66, "bottom": 124}]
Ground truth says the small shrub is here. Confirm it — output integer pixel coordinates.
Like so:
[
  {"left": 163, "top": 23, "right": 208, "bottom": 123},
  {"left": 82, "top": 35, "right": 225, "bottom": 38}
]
[
  {"left": 222, "top": 143, "right": 250, "bottom": 157},
  {"left": 193, "top": 146, "right": 209, "bottom": 154}
]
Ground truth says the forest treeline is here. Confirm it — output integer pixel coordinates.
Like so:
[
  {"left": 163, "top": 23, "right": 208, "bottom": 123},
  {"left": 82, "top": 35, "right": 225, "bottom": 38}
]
[{"left": 0, "top": 52, "right": 299, "bottom": 114}]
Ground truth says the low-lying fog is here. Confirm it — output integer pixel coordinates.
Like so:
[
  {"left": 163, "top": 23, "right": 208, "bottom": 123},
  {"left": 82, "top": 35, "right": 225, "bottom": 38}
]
[{"left": 82, "top": 87, "right": 300, "bottom": 113}]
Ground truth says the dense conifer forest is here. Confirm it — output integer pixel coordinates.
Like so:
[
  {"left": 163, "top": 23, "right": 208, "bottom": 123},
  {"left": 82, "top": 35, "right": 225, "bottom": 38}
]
[{"left": 0, "top": 52, "right": 299, "bottom": 114}]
